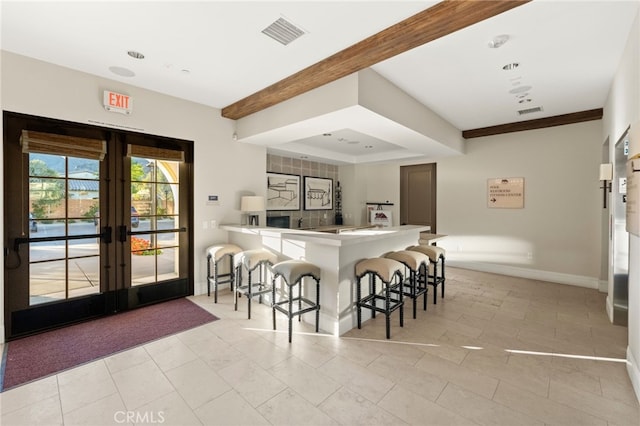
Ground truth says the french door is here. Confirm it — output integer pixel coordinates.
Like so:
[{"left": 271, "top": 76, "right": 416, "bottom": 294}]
[{"left": 3, "top": 112, "right": 194, "bottom": 340}]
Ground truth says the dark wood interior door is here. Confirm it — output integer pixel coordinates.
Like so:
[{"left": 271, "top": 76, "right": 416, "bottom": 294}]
[{"left": 400, "top": 163, "right": 437, "bottom": 232}]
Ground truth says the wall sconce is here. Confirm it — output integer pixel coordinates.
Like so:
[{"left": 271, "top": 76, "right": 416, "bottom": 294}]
[
  {"left": 599, "top": 163, "right": 613, "bottom": 208},
  {"left": 240, "top": 196, "right": 265, "bottom": 226}
]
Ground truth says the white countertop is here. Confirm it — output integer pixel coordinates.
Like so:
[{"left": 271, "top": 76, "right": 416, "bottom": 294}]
[
  {"left": 221, "top": 224, "right": 430, "bottom": 247},
  {"left": 222, "top": 223, "right": 431, "bottom": 335}
]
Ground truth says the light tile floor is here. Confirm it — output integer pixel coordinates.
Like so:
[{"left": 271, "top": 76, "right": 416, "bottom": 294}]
[{"left": 1, "top": 267, "right": 639, "bottom": 425}]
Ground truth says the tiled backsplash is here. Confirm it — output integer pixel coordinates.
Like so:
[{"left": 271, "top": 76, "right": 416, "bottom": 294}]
[{"left": 267, "top": 154, "right": 339, "bottom": 228}]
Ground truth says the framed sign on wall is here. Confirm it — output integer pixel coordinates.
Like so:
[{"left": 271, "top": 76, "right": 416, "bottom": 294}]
[{"left": 487, "top": 177, "right": 525, "bottom": 209}]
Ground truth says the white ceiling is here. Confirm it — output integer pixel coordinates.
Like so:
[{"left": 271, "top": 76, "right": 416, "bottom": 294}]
[{"left": 2, "top": 1, "right": 639, "bottom": 164}]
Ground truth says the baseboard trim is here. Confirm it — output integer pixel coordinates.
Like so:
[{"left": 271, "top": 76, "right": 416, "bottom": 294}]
[
  {"left": 606, "top": 295, "right": 614, "bottom": 322},
  {"left": 598, "top": 279, "right": 608, "bottom": 293},
  {"left": 448, "top": 261, "right": 600, "bottom": 289},
  {"left": 627, "top": 346, "right": 640, "bottom": 404}
]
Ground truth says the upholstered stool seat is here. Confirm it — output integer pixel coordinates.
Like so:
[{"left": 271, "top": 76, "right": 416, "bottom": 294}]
[
  {"left": 271, "top": 260, "right": 321, "bottom": 343},
  {"left": 355, "top": 257, "right": 405, "bottom": 339},
  {"left": 206, "top": 243, "right": 243, "bottom": 303},
  {"left": 407, "top": 245, "right": 446, "bottom": 304},
  {"left": 234, "top": 249, "right": 278, "bottom": 319},
  {"left": 383, "top": 250, "right": 429, "bottom": 318},
  {"left": 410, "top": 245, "right": 445, "bottom": 260}
]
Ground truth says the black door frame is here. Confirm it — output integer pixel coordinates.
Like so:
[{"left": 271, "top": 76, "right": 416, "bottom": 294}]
[{"left": 3, "top": 111, "right": 194, "bottom": 340}]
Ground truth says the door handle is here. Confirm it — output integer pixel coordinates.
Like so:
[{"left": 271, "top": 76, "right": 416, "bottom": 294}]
[
  {"left": 118, "top": 225, "right": 128, "bottom": 243},
  {"left": 101, "top": 226, "right": 112, "bottom": 244}
]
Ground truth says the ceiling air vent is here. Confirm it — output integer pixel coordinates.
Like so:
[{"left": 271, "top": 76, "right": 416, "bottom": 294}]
[
  {"left": 517, "top": 106, "right": 543, "bottom": 116},
  {"left": 262, "top": 17, "right": 306, "bottom": 46}
]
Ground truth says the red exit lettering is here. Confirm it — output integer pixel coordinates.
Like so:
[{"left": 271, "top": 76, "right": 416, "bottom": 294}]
[{"left": 108, "top": 92, "right": 130, "bottom": 109}]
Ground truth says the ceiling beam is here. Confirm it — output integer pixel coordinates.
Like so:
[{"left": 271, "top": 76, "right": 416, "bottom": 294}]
[
  {"left": 462, "top": 109, "right": 604, "bottom": 139},
  {"left": 222, "top": 0, "right": 531, "bottom": 120}
]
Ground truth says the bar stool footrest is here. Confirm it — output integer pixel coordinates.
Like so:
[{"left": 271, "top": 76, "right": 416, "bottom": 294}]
[
  {"left": 357, "top": 293, "right": 403, "bottom": 315},
  {"left": 236, "top": 284, "right": 272, "bottom": 297},
  {"left": 273, "top": 297, "right": 320, "bottom": 318},
  {"left": 392, "top": 280, "right": 428, "bottom": 298}
]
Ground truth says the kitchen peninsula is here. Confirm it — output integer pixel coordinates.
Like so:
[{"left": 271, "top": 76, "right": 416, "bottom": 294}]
[{"left": 222, "top": 224, "right": 429, "bottom": 335}]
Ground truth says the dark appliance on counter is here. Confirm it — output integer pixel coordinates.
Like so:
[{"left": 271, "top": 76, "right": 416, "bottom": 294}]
[{"left": 267, "top": 216, "right": 290, "bottom": 229}]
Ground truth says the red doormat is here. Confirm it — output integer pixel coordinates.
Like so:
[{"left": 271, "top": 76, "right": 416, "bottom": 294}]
[{"left": 0, "top": 298, "right": 218, "bottom": 391}]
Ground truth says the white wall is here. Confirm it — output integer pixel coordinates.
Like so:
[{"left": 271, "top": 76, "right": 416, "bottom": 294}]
[
  {"left": 602, "top": 9, "right": 640, "bottom": 402},
  {"left": 0, "top": 52, "right": 268, "bottom": 341},
  {"left": 436, "top": 121, "right": 604, "bottom": 287},
  {"left": 339, "top": 162, "right": 401, "bottom": 227}
]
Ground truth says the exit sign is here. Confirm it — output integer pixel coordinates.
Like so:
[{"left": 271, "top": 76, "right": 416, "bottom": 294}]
[{"left": 103, "top": 90, "right": 133, "bottom": 115}]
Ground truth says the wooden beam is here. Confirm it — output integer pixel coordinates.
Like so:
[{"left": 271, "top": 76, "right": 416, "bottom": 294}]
[
  {"left": 222, "top": 0, "right": 531, "bottom": 120},
  {"left": 462, "top": 109, "right": 604, "bottom": 139}
]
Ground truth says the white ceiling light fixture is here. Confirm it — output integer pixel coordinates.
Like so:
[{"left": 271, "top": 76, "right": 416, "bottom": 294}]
[
  {"left": 108, "top": 66, "right": 135, "bottom": 77},
  {"left": 488, "top": 34, "right": 509, "bottom": 49}
]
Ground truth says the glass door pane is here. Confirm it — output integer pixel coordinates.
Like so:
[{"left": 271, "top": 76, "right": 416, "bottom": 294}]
[
  {"left": 28, "top": 154, "right": 100, "bottom": 305},
  {"left": 130, "top": 157, "right": 180, "bottom": 286}
]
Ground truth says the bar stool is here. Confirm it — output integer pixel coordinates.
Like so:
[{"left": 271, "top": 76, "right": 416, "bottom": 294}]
[
  {"left": 271, "top": 260, "right": 321, "bottom": 343},
  {"left": 234, "top": 249, "right": 278, "bottom": 319},
  {"left": 355, "top": 257, "right": 405, "bottom": 339},
  {"left": 206, "top": 243, "right": 243, "bottom": 303},
  {"left": 383, "top": 250, "right": 429, "bottom": 318},
  {"left": 408, "top": 245, "right": 446, "bottom": 304}
]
